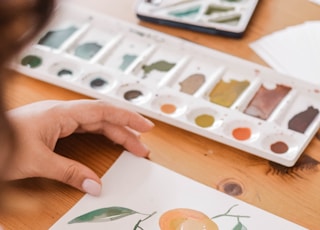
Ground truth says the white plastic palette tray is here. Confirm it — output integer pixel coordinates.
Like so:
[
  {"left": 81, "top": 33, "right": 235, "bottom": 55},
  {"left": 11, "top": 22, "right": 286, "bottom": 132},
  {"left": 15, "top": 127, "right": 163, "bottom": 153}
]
[{"left": 13, "top": 3, "right": 320, "bottom": 167}]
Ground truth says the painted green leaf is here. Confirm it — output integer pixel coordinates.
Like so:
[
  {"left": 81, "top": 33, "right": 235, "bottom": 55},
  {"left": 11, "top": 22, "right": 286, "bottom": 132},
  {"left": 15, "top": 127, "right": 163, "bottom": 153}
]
[
  {"left": 68, "top": 206, "right": 138, "bottom": 224},
  {"left": 233, "top": 221, "right": 247, "bottom": 230}
]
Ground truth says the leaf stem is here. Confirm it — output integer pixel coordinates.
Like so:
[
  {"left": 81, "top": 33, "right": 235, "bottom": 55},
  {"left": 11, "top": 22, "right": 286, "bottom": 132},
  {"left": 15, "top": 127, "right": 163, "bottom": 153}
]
[
  {"left": 211, "top": 204, "right": 250, "bottom": 220},
  {"left": 133, "top": 211, "right": 157, "bottom": 230}
]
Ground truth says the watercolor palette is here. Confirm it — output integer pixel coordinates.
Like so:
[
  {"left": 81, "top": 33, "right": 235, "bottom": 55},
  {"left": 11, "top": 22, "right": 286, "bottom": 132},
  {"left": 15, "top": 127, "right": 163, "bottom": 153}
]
[
  {"left": 13, "top": 3, "right": 320, "bottom": 166},
  {"left": 135, "top": 0, "right": 259, "bottom": 38}
]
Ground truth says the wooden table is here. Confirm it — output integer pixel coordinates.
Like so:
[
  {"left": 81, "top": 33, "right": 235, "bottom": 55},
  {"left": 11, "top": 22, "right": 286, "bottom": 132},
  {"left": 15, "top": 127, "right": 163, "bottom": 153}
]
[{"left": 1, "top": 0, "right": 320, "bottom": 229}]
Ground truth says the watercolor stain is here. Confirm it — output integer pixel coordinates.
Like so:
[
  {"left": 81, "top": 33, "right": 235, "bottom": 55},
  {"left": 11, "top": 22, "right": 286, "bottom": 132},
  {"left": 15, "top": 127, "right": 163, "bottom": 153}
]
[
  {"left": 161, "top": 104, "right": 176, "bottom": 114},
  {"left": 179, "top": 73, "right": 205, "bottom": 95},
  {"left": 232, "top": 127, "right": 251, "bottom": 141},
  {"left": 195, "top": 114, "right": 215, "bottom": 128},
  {"left": 119, "top": 54, "right": 137, "bottom": 71},
  {"left": 270, "top": 141, "right": 289, "bottom": 154},
  {"left": 168, "top": 5, "right": 201, "bottom": 18},
  {"left": 74, "top": 42, "right": 102, "bottom": 60},
  {"left": 209, "top": 79, "right": 249, "bottom": 107},
  {"left": 124, "top": 90, "right": 143, "bottom": 102},
  {"left": 244, "top": 84, "right": 291, "bottom": 120},
  {"left": 90, "top": 78, "right": 108, "bottom": 89},
  {"left": 38, "top": 26, "right": 78, "bottom": 49},
  {"left": 142, "top": 60, "right": 175, "bottom": 76},
  {"left": 21, "top": 55, "right": 42, "bottom": 68},
  {"left": 288, "top": 106, "right": 319, "bottom": 133}
]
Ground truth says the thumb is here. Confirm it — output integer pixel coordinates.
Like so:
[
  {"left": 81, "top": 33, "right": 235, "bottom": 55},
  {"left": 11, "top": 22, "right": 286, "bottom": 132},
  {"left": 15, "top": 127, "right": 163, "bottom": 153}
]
[{"left": 37, "top": 150, "right": 102, "bottom": 196}]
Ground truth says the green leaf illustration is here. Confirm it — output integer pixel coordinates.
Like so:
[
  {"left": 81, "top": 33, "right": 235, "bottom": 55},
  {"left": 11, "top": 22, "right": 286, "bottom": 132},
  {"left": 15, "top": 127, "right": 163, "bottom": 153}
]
[
  {"left": 233, "top": 220, "right": 248, "bottom": 230},
  {"left": 68, "top": 206, "right": 138, "bottom": 224}
]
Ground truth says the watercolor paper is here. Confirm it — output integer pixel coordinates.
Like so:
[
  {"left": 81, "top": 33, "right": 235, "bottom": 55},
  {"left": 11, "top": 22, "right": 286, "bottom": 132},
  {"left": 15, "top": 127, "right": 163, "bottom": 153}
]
[
  {"left": 50, "top": 151, "right": 306, "bottom": 230},
  {"left": 13, "top": 3, "right": 320, "bottom": 167},
  {"left": 250, "top": 21, "right": 320, "bottom": 86}
]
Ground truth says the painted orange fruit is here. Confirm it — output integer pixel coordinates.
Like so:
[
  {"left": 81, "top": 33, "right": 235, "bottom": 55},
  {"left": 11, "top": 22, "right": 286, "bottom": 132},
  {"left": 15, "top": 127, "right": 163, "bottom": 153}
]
[{"left": 159, "top": 208, "right": 218, "bottom": 230}]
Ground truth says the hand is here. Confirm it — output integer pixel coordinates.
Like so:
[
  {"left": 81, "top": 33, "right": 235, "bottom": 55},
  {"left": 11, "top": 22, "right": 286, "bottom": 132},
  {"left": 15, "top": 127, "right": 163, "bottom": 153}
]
[{"left": 5, "top": 99, "right": 154, "bottom": 196}]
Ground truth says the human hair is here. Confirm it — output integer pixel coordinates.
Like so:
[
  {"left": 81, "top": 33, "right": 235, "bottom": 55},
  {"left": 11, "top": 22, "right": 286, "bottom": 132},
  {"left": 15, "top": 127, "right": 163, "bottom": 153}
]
[{"left": 0, "top": 0, "right": 55, "bottom": 176}]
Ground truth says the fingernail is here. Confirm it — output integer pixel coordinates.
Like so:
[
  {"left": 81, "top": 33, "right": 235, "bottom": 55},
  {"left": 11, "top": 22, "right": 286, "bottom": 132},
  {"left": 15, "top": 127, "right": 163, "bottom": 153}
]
[
  {"left": 145, "top": 118, "right": 155, "bottom": 127},
  {"left": 82, "top": 179, "right": 101, "bottom": 196}
]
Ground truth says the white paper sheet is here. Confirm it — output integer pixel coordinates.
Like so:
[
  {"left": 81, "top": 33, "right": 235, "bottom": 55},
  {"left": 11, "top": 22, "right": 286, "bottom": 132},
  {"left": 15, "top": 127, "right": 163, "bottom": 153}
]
[
  {"left": 250, "top": 21, "right": 320, "bottom": 86},
  {"left": 50, "top": 151, "right": 306, "bottom": 229}
]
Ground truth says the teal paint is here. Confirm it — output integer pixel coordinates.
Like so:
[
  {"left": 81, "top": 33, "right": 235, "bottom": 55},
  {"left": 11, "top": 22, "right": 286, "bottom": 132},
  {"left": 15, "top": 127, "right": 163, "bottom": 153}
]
[
  {"left": 119, "top": 54, "right": 137, "bottom": 71},
  {"left": 74, "top": 42, "right": 102, "bottom": 60},
  {"left": 168, "top": 5, "right": 201, "bottom": 18},
  {"left": 38, "top": 26, "right": 78, "bottom": 49}
]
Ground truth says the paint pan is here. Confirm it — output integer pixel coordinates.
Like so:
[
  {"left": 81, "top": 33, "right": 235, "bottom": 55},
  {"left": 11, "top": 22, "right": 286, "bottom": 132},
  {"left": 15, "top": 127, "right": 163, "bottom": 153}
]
[
  {"left": 131, "top": 45, "right": 186, "bottom": 86},
  {"left": 102, "top": 35, "right": 155, "bottom": 73},
  {"left": 151, "top": 93, "right": 187, "bottom": 117},
  {"left": 14, "top": 2, "right": 320, "bottom": 167},
  {"left": 117, "top": 82, "right": 152, "bottom": 105},
  {"left": 135, "top": 0, "right": 259, "bottom": 38},
  {"left": 48, "top": 61, "right": 82, "bottom": 81},
  {"left": 204, "top": 67, "right": 258, "bottom": 108},
  {"left": 81, "top": 72, "right": 116, "bottom": 93},
  {"left": 169, "top": 56, "right": 224, "bottom": 97},
  {"left": 187, "top": 107, "right": 223, "bottom": 129},
  {"left": 67, "top": 28, "right": 117, "bottom": 61}
]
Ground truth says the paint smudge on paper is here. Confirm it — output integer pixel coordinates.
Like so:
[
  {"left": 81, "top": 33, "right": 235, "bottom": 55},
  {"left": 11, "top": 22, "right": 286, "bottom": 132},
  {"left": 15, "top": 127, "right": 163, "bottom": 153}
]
[
  {"left": 244, "top": 84, "right": 291, "bottom": 120},
  {"left": 232, "top": 127, "right": 251, "bottom": 140},
  {"left": 74, "top": 42, "right": 102, "bottom": 60},
  {"left": 288, "top": 106, "right": 319, "bottom": 133},
  {"left": 209, "top": 79, "right": 249, "bottom": 107},
  {"left": 38, "top": 26, "right": 78, "bottom": 49},
  {"left": 270, "top": 141, "right": 289, "bottom": 154},
  {"left": 21, "top": 55, "right": 42, "bottom": 68},
  {"left": 142, "top": 60, "right": 175, "bottom": 76},
  {"left": 119, "top": 54, "right": 137, "bottom": 71},
  {"left": 195, "top": 114, "right": 214, "bottom": 128},
  {"left": 179, "top": 73, "right": 205, "bottom": 95}
]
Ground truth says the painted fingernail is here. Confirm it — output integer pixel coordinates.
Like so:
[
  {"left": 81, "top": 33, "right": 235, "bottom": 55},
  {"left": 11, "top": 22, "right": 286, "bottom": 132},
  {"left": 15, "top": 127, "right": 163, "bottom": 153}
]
[{"left": 82, "top": 179, "right": 101, "bottom": 196}]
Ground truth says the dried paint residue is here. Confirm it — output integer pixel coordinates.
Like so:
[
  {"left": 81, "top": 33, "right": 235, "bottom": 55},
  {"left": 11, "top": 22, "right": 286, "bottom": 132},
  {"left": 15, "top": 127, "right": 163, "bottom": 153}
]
[
  {"left": 179, "top": 73, "right": 205, "bottom": 95},
  {"left": 168, "top": 5, "right": 201, "bottom": 18},
  {"left": 161, "top": 104, "right": 176, "bottom": 114},
  {"left": 21, "top": 55, "right": 42, "bottom": 68},
  {"left": 38, "top": 26, "right": 78, "bottom": 49},
  {"left": 288, "top": 106, "right": 319, "bottom": 133},
  {"left": 244, "top": 84, "right": 291, "bottom": 120},
  {"left": 142, "top": 60, "right": 175, "bottom": 76},
  {"left": 232, "top": 127, "right": 251, "bottom": 141},
  {"left": 209, "top": 79, "right": 249, "bottom": 107},
  {"left": 120, "top": 54, "right": 137, "bottom": 71},
  {"left": 270, "top": 141, "right": 288, "bottom": 154},
  {"left": 90, "top": 78, "right": 108, "bottom": 89},
  {"left": 74, "top": 42, "right": 102, "bottom": 60},
  {"left": 124, "top": 90, "right": 143, "bottom": 101},
  {"left": 195, "top": 114, "right": 214, "bottom": 128}
]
